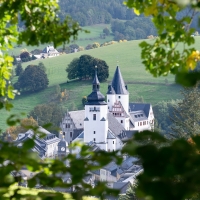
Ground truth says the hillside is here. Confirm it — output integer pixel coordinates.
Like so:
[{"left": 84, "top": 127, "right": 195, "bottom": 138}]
[{"left": 2, "top": 38, "right": 200, "bottom": 131}]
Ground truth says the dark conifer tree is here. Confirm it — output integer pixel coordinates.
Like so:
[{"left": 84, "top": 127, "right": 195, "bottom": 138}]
[{"left": 15, "top": 63, "right": 24, "bottom": 76}]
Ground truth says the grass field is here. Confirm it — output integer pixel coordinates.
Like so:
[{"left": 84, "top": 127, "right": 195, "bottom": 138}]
[
  {"left": 9, "top": 24, "right": 113, "bottom": 56},
  {"left": 1, "top": 37, "right": 200, "bottom": 131}
]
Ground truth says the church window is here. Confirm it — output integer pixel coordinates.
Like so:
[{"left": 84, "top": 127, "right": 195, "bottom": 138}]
[
  {"left": 113, "top": 141, "right": 114, "bottom": 144},
  {"left": 121, "top": 120, "right": 123, "bottom": 123},
  {"left": 70, "top": 132, "right": 72, "bottom": 137},
  {"left": 93, "top": 114, "right": 96, "bottom": 120},
  {"left": 94, "top": 131, "right": 95, "bottom": 134}
]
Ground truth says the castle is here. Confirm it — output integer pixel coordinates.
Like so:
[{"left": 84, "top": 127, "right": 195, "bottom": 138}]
[{"left": 60, "top": 66, "right": 154, "bottom": 152}]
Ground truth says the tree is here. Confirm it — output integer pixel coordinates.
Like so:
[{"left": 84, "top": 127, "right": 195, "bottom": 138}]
[
  {"left": 66, "top": 58, "right": 79, "bottom": 80},
  {"left": 15, "top": 63, "right": 24, "bottom": 76},
  {"left": 66, "top": 55, "right": 109, "bottom": 81},
  {"left": 17, "top": 65, "right": 49, "bottom": 92},
  {"left": 38, "top": 62, "right": 46, "bottom": 72},
  {"left": 20, "top": 51, "right": 31, "bottom": 62},
  {"left": 82, "top": 96, "right": 87, "bottom": 106},
  {"left": 171, "top": 85, "right": 200, "bottom": 139},
  {"left": 103, "top": 27, "right": 110, "bottom": 36},
  {"left": 29, "top": 103, "right": 63, "bottom": 130},
  {"left": 6, "top": 117, "right": 38, "bottom": 140}
]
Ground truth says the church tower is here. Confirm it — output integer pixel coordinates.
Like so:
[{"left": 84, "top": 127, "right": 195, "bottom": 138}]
[
  {"left": 107, "top": 66, "right": 130, "bottom": 130},
  {"left": 84, "top": 66, "right": 108, "bottom": 151}
]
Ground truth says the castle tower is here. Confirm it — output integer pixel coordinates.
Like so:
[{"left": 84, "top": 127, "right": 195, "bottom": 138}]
[
  {"left": 84, "top": 66, "right": 108, "bottom": 151},
  {"left": 107, "top": 66, "right": 130, "bottom": 130},
  {"left": 107, "top": 66, "right": 129, "bottom": 114}
]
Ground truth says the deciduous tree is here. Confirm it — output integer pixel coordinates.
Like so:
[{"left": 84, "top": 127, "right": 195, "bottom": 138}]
[
  {"left": 15, "top": 63, "right": 23, "bottom": 76},
  {"left": 17, "top": 65, "right": 49, "bottom": 92}
]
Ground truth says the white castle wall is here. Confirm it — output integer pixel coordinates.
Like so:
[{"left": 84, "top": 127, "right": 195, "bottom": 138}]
[
  {"left": 107, "top": 94, "right": 116, "bottom": 112},
  {"left": 84, "top": 104, "right": 108, "bottom": 148},
  {"left": 116, "top": 94, "right": 129, "bottom": 114}
]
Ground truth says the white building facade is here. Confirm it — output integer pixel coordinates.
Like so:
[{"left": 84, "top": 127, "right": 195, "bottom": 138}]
[{"left": 60, "top": 66, "right": 154, "bottom": 152}]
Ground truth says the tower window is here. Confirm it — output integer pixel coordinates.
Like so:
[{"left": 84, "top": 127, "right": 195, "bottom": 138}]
[
  {"left": 121, "top": 120, "right": 123, "bottom": 123},
  {"left": 94, "top": 138, "right": 96, "bottom": 142},
  {"left": 118, "top": 96, "right": 121, "bottom": 99},
  {"left": 113, "top": 141, "right": 114, "bottom": 144},
  {"left": 70, "top": 132, "right": 72, "bottom": 137},
  {"left": 63, "top": 132, "right": 65, "bottom": 136},
  {"left": 93, "top": 114, "right": 96, "bottom": 120},
  {"left": 108, "top": 99, "right": 109, "bottom": 102},
  {"left": 94, "top": 131, "right": 96, "bottom": 134}
]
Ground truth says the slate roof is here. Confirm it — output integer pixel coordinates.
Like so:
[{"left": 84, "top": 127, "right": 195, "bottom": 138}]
[
  {"left": 69, "top": 110, "right": 85, "bottom": 129},
  {"left": 129, "top": 103, "right": 150, "bottom": 118},
  {"left": 110, "top": 66, "right": 128, "bottom": 95},
  {"left": 119, "top": 130, "right": 138, "bottom": 141},
  {"left": 129, "top": 110, "right": 147, "bottom": 122},
  {"left": 86, "top": 69, "right": 107, "bottom": 105},
  {"left": 72, "top": 129, "right": 84, "bottom": 140},
  {"left": 112, "top": 182, "right": 130, "bottom": 194},
  {"left": 107, "top": 113, "right": 125, "bottom": 136},
  {"left": 42, "top": 46, "right": 59, "bottom": 54},
  {"left": 107, "top": 85, "right": 116, "bottom": 95},
  {"left": 107, "top": 130, "right": 116, "bottom": 139}
]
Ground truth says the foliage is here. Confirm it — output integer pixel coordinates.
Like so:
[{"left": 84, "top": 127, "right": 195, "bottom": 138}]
[
  {"left": 0, "top": 0, "right": 80, "bottom": 111},
  {"left": 103, "top": 27, "right": 110, "bottom": 36},
  {"left": 16, "top": 65, "right": 49, "bottom": 92},
  {"left": 29, "top": 102, "right": 64, "bottom": 129},
  {"left": 82, "top": 96, "right": 87, "bottom": 106},
  {"left": 171, "top": 84, "right": 200, "bottom": 139},
  {"left": 153, "top": 100, "right": 180, "bottom": 135},
  {"left": 92, "top": 42, "right": 100, "bottom": 48},
  {"left": 6, "top": 117, "right": 38, "bottom": 140},
  {"left": 125, "top": 0, "right": 200, "bottom": 86},
  {"left": 66, "top": 55, "right": 109, "bottom": 82},
  {"left": 38, "top": 62, "right": 46, "bottom": 72},
  {"left": 111, "top": 18, "right": 156, "bottom": 41},
  {"left": 122, "top": 131, "right": 200, "bottom": 200},
  {"left": 15, "top": 63, "right": 24, "bottom": 76},
  {"left": 20, "top": 51, "right": 31, "bottom": 62}
]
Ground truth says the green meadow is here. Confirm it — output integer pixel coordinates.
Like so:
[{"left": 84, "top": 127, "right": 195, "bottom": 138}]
[
  {"left": 9, "top": 24, "right": 113, "bottom": 56},
  {"left": 1, "top": 37, "right": 200, "bottom": 131}
]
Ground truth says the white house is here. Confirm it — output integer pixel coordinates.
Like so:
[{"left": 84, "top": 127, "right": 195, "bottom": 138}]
[
  {"left": 14, "top": 127, "right": 69, "bottom": 159},
  {"left": 40, "top": 46, "right": 60, "bottom": 58},
  {"left": 60, "top": 66, "right": 154, "bottom": 152}
]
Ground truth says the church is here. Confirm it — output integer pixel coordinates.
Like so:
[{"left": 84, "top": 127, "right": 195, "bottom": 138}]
[{"left": 60, "top": 66, "right": 154, "bottom": 152}]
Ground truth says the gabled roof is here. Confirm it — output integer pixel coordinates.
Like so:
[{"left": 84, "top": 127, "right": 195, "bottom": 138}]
[
  {"left": 107, "top": 130, "right": 116, "bottom": 139},
  {"left": 107, "top": 113, "right": 125, "bottom": 136},
  {"left": 68, "top": 110, "right": 85, "bottom": 129},
  {"left": 110, "top": 66, "right": 128, "bottom": 95},
  {"left": 42, "top": 46, "right": 59, "bottom": 54},
  {"left": 129, "top": 103, "right": 151, "bottom": 118}
]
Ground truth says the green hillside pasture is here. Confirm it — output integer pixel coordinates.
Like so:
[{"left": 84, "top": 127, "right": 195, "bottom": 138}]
[
  {"left": 21, "top": 39, "right": 177, "bottom": 87},
  {"left": 9, "top": 24, "right": 113, "bottom": 56},
  {"left": 1, "top": 38, "right": 200, "bottom": 131}
]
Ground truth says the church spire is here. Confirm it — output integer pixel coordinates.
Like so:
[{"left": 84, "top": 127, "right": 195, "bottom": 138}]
[
  {"left": 86, "top": 66, "right": 106, "bottom": 105},
  {"left": 111, "top": 66, "right": 128, "bottom": 94},
  {"left": 92, "top": 66, "right": 100, "bottom": 92}
]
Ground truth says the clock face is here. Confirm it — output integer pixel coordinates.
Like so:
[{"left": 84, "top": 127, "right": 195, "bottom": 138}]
[{"left": 61, "top": 147, "right": 65, "bottom": 151}]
